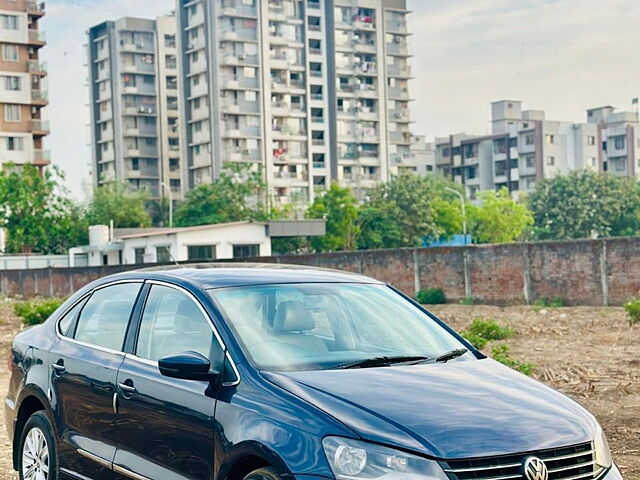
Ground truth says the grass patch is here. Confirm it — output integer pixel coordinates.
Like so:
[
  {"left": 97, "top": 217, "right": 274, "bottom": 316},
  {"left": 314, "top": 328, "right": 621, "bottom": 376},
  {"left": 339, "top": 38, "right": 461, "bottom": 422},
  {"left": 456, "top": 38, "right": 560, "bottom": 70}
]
[
  {"left": 460, "top": 318, "right": 514, "bottom": 350},
  {"left": 532, "top": 297, "right": 567, "bottom": 311},
  {"left": 415, "top": 288, "right": 446, "bottom": 305},
  {"left": 14, "top": 297, "right": 64, "bottom": 326},
  {"left": 624, "top": 297, "right": 640, "bottom": 325},
  {"left": 491, "top": 344, "right": 535, "bottom": 376}
]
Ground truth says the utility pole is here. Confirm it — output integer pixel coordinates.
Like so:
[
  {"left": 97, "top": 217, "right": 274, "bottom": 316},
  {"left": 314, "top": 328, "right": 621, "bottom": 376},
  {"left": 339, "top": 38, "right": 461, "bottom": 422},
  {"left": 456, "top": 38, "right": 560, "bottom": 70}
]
[
  {"left": 444, "top": 186, "right": 467, "bottom": 244},
  {"left": 160, "top": 182, "right": 173, "bottom": 227}
]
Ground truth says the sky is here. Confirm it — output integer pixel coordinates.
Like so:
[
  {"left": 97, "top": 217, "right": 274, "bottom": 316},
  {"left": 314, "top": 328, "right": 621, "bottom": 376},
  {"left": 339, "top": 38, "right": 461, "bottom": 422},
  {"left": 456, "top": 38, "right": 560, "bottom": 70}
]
[{"left": 43, "top": 0, "right": 640, "bottom": 196}]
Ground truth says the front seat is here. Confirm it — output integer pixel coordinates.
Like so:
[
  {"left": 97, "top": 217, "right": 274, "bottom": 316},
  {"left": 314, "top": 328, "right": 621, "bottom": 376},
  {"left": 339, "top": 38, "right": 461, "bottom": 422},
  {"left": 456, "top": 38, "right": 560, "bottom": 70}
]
[
  {"left": 157, "top": 299, "right": 213, "bottom": 360},
  {"left": 272, "top": 300, "right": 328, "bottom": 354}
]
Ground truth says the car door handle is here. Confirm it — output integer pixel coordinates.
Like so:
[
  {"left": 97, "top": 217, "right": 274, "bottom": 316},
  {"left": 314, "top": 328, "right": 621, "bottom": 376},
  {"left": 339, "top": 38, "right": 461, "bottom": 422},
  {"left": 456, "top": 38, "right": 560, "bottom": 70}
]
[
  {"left": 52, "top": 360, "right": 65, "bottom": 374},
  {"left": 118, "top": 382, "right": 136, "bottom": 394}
]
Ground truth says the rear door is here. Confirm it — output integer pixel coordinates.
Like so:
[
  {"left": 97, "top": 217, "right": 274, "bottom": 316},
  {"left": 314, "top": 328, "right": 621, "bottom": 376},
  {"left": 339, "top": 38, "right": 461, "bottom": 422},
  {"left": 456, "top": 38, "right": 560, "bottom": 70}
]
[{"left": 49, "top": 281, "right": 143, "bottom": 479}]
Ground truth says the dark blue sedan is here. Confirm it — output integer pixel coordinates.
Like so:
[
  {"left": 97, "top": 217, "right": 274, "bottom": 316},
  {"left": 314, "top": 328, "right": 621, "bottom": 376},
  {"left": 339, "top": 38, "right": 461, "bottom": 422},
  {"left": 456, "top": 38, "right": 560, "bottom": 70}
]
[{"left": 5, "top": 265, "right": 622, "bottom": 480}]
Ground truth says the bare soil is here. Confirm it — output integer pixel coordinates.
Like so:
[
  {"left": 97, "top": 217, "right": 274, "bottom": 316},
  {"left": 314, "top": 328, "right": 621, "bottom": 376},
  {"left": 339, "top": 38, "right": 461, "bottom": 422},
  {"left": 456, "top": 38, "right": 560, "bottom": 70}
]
[{"left": 0, "top": 304, "right": 637, "bottom": 479}]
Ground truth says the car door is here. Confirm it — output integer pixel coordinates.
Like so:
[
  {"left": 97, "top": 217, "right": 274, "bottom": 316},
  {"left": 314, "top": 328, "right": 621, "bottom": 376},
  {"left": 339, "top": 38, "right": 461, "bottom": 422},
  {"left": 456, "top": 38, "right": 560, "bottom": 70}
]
[
  {"left": 49, "top": 281, "right": 143, "bottom": 480},
  {"left": 112, "top": 282, "right": 227, "bottom": 480}
]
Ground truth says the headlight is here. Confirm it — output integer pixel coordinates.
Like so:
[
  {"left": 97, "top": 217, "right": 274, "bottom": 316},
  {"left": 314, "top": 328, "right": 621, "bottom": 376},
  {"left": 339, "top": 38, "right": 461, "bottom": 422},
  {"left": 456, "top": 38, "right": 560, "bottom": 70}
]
[
  {"left": 594, "top": 425, "right": 612, "bottom": 469},
  {"left": 322, "top": 437, "right": 448, "bottom": 480}
]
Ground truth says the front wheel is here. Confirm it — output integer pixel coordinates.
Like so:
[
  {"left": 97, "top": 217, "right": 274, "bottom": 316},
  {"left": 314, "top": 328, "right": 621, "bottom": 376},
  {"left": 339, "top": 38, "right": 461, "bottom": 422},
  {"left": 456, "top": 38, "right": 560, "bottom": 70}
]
[
  {"left": 243, "top": 467, "right": 282, "bottom": 480},
  {"left": 18, "top": 411, "right": 58, "bottom": 480}
]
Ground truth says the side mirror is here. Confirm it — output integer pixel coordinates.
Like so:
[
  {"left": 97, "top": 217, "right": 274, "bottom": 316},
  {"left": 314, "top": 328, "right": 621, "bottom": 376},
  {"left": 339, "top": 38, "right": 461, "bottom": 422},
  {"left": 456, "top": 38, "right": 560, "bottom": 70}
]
[{"left": 158, "top": 351, "right": 218, "bottom": 381}]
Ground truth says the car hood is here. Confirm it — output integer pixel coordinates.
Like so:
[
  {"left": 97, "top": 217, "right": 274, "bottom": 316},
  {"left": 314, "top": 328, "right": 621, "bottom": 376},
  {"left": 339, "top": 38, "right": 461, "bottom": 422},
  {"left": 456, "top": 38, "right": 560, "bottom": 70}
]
[{"left": 263, "top": 358, "right": 597, "bottom": 459}]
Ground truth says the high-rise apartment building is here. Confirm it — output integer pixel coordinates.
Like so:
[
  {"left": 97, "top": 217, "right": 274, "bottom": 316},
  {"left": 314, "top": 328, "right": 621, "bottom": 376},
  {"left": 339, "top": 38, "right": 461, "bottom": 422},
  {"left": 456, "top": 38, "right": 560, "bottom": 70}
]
[
  {"left": 0, "top": 0, "right": 48, "bottom": 170},
  {"left": 433, "top": 100, "right": 632, "bottom": 198},
  {"left": 176, "top": 0, "right": 413, "bottom": 205},
  {"left": 87, "top": 15, "right": 183, "bottom": 200}
]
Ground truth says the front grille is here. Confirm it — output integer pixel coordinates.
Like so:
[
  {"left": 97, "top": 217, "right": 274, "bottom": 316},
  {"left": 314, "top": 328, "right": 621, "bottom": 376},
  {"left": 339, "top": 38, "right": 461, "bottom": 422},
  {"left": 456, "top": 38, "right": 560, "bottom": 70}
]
[{"left": 442, "top": 442, "right": 606, "bottom": 480}]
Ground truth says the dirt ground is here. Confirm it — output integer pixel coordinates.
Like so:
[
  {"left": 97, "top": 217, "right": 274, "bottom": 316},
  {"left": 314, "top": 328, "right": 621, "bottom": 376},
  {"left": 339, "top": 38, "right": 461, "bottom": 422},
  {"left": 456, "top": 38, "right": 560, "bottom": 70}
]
[{"left": 0, "top": 303, "right": 637, "bottom": 479}]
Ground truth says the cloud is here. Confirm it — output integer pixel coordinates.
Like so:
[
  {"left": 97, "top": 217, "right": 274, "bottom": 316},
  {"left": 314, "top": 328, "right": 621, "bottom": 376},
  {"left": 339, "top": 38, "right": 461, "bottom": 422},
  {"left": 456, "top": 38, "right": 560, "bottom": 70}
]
[{"left": 408, "top": 0, "right": 640, "bottom": 138}]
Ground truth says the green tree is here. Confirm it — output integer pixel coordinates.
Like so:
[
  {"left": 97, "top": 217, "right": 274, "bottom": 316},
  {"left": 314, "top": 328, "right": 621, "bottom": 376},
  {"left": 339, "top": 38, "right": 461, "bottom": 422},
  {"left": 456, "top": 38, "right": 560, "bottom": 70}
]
[
  {"left": 85, "top": 183, "right": 152, "bottom": 228},
  {"left": 174, "top": 163, "right": 267, "bottom": 226},
  {"left": 357, "top": 173, "right": 462, "bottom": 250},
  {"left": 0, "top": 164, "right": 87, "bottom": 254},
  {"left": 306, "top": 183, "right": 359, "bottom": 252},
  {"left": 529, "top": 170, "right": 640, "bottom": 240},
  {"left": 468, "top": 188, "right": 533, "bottom": 244}
]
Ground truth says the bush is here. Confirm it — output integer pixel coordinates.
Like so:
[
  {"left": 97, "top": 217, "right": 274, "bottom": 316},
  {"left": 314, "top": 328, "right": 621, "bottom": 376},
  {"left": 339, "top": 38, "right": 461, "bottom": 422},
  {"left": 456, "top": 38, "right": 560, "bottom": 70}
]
[
  {"left": 624, "top": 297, "right": 640, "bottom": 325},
  {"left": 14, "top": 297, "right": 64, "bottom": 326},
  {"left": 533, "top": 297, "right": 566, "bottom": 309},
  {"left": 461, "top": 318, "right": 514, "bottom": 350},
  {"left": 415, "top": 288, "right": 446, "bottom": 305},
  {"left": 460, "top": 296, "right": 481, "bottom": 305},
  {"left": 491, "top": 344, "right": 534, "bottom": 376}
]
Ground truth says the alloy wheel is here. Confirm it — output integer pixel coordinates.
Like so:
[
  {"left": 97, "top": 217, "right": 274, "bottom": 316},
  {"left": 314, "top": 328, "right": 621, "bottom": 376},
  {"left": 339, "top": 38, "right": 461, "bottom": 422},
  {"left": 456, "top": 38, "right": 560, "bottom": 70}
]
[{"left": 22, "top": 427, "right": 49, "bottom": 480}]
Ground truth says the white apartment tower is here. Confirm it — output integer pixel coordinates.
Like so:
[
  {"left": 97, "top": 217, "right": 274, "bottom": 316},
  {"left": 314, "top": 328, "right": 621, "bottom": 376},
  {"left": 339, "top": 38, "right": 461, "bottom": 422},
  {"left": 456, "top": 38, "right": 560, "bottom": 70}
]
[
  {"left": 176, "top": 0, "right": 414, "bottom": 205},
  {"left": 0, "top": 0, "right": 49, "bottom": 170},
  {"left": 87, "top": 16, "right": 183, "bottom": 201}
]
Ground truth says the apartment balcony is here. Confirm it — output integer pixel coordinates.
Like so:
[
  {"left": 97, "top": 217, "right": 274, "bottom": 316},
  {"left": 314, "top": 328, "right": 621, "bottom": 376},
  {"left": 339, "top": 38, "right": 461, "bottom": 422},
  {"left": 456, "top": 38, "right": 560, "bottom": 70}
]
[
  {"left": 353, "top": 18, "right": 376, "bottom": 31},
  {"left": 222, "top": 75, "right": 259, "bottom": 90},
  {"left": 33, "top": 149, "right": 51, "bottom": 165},
  {"left": 26, "top": 1, "right": 45, "bottom": 16},
  {"left": 125, "top": 145, "right": 158, "bottom": 158},
  {"left": 386, "top": 42, "right": 410, "bottom": 57},
  {"left": 389, "top": 131, "right": 412, "bottom": 145},
  {"left": 222, "top": 103, "right": 241, "bottom": 115},
  {"left": 388, "top": 86, "right": 411, "bottom": 101},
  {"left": 356, "top": 109, "right": 378, "bottom": 121},
  {"left": 28, "top": 29, "right": 46, "bottom": 47},
  {"left": 221, "top": 30, "right": 240, "bottom": 42},
  {"left": 271, "top": 102, "right": 305, "bottom": 117},
  {"left": 27, "top": 60, "right": 47, "bottom": 75},
  {"left": 124, "top": 105, "right": 157, "bottom": 116},
  {"left": 221, "top": 53, "right": 259, "bottom": 66},
  {"left": 354, "top": 64, "right": 377, "bottom": 76},
  {"left": 31, "top": 119, "right": 49, "bottom": 135},
  {"left": 224, "top": 147, "right": 260, "bottom": 162},
  {"left": 391, "top": 110, "right": 411, "bottom": 123},
  {"left": 273, "top": 170, "right": 309, "bottom": 184},
  {"left": 386, "top": 20, "right": 409, "bottom": 35},
  {"left": 31, "top": 88, "right": 48, "bottom": 105},
  {"left": 121, "top": 62, "right": 155, "bottom": 74},
  {"left": 386, "top": 64, "right": 412, "bottom": 78},
  {"left": 355, "top": 86, "right": 378, "bottom": 99},
  {"left": 272, "top": 125, "right": 307, "bottom": 140},
  {"left": 354, "top": 41, "right": 376, "bottom": 54},
  {"left": 119, "top": 42, "right": 154, "bottom": 54},
  {"left": 124, "top": 126, "right": 156, "bottom": 137},
  {"left": 269, "top": 54, "right": 289, "bottom": 70},
  {"left": 390, "top": 152, "right": 416, "bottom": 165},
  {"left": 221, "top": 4, "right": 258, "bottom": 18}
]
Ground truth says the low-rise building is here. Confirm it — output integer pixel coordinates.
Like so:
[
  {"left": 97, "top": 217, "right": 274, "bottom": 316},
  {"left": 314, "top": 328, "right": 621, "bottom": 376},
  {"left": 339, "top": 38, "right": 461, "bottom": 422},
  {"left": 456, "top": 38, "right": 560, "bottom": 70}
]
[
  {"left": 68, "top": 220, "right": 325, "bottom": 267},
  {"left": 435, "top": 100, "right": 639, "bottom": 198}
]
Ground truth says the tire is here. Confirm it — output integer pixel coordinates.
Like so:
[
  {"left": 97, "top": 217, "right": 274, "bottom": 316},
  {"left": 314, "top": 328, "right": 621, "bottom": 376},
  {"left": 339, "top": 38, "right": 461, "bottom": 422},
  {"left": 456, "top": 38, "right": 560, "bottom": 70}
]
[
  {"left": 243, "top": 467, "right": 282, "bottom": 480},
  {"left": 18, "top": 411, "right": 59, "bottom": 480}
]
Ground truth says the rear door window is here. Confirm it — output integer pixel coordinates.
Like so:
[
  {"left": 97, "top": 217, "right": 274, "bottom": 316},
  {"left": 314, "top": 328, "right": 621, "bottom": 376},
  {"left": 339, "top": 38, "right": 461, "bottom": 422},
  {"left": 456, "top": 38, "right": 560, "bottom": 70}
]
[{"left": 73, "top": 283, "right": 142, "bottom": 351}]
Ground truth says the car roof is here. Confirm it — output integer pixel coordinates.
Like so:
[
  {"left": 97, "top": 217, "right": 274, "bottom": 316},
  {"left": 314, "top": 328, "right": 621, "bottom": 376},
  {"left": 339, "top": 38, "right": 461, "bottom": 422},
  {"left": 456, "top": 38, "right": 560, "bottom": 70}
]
[{"left": 103, "top": 263, "right": 383, "bottom": 290}]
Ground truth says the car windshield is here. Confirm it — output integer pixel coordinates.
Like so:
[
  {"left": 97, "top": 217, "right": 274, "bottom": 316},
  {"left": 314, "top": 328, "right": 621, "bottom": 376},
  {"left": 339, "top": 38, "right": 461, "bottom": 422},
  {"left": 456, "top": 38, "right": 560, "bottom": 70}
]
[{"left": 210, "top": 283, "right": 471, "bottom": 372}]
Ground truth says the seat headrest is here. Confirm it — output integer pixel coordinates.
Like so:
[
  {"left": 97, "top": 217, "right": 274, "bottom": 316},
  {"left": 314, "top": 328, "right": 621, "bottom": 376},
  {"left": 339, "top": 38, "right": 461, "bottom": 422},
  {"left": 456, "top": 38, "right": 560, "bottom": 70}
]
[
  {"left": 96, "top": 301, "right": 132, "bottom": 331},
  {"left": 174, "top": 299, "right": 206, "bottom": 333},
  {"left": 273, "top": 300, "right": 315, "bottom": 333}
]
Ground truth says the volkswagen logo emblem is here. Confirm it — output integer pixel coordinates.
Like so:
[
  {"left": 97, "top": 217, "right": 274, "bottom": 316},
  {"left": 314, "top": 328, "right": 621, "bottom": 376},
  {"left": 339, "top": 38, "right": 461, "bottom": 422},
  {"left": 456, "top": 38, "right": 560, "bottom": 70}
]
[{"left": 523, "top": 457, "right": 548, "bottom": 480}]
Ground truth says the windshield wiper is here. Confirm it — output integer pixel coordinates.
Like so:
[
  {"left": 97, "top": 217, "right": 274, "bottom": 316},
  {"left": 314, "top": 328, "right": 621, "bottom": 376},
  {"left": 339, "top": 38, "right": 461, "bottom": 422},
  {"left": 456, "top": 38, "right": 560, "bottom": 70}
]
[
  {"left": 332, "top": 355, "right": 432, "bottom": 370},
  {"left": 434, "top": 348, "right": 468, "bottom": 363}
]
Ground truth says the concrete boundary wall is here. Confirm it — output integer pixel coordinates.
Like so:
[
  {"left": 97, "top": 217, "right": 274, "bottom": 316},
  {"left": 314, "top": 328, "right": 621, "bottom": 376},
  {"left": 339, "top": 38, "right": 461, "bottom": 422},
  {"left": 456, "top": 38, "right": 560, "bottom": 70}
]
[{"left": 3, "top": 237, "right": 640, "bottom": 305}]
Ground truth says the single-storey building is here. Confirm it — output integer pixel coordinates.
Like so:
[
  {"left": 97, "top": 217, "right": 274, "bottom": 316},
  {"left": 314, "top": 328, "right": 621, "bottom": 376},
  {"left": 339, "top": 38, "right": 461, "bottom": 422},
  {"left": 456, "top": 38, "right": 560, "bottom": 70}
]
[{"left": 68, "top": 220, "right": 325, "bottom": 267}]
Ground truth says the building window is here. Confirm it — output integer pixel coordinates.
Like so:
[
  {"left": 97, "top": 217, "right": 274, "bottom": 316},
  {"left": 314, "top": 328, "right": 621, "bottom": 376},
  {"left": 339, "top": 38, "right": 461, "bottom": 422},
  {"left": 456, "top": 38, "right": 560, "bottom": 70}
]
[
  {"left": 614, "top": 136, "right": 626, "bottom": 150},
  {"left": 187, "top": 245, "right": 216, "bottom": 261},
  {"left": 164, "top": 34, "right": 176, "bottom": 48},
  {"left": 525, "top": 133, "right": 535, "bottom": 145},
  {"left": 134, "top": 248, "right": 146, "bottom": 264},
  {"left": 546, "top": 156, "right": 555, "bottom": 166},
  {"left": 165, "top": 54, "right": 177, "bottom": 69},
  {"left": 6, "top": 136, "right": 24, "bottom": 151},
  {"left": 233, "top": 244, "right": 260, "bottom": 259},
  {"left": 169, "top": 158, "right": 179, "bottom": 171},
  {"left": 156, "top": 246, "right": 171, "bottom": 263},
  {"left": 131, "top": 158, "right": 140, "bottom": 171},
  {"left": 588, "top": 135, "right": 596, "bottom": 145},
  {"left": 4, "top": 104, "right": 20, "bottom": 122},
  {"left": 2, "top": 44, "right": 18, "bottom": 62},
  {"left": 590, "top": 157, "right": 597, "bottom": 167},
  {"left": 545, "top": 134, "right": 555, "bottom": 144},
  {"left": 0, "top": 14, "right": 18, "bottom": 30},
  {"left": 525, "top": 155, "right": 535, "bottom": 169},
  {"left": 2, "top": 75, "right": 21, "bottom": 91},
  {"left": 170, "top": 179, "right": 180, "bottom": 192}
]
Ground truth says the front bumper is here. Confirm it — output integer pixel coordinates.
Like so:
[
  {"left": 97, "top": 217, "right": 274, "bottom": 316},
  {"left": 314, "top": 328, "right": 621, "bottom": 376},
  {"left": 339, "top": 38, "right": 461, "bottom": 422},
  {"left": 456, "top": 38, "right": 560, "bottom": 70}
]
[{"left": 603, "top": 464, "right": 623, "bottom": 479}]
